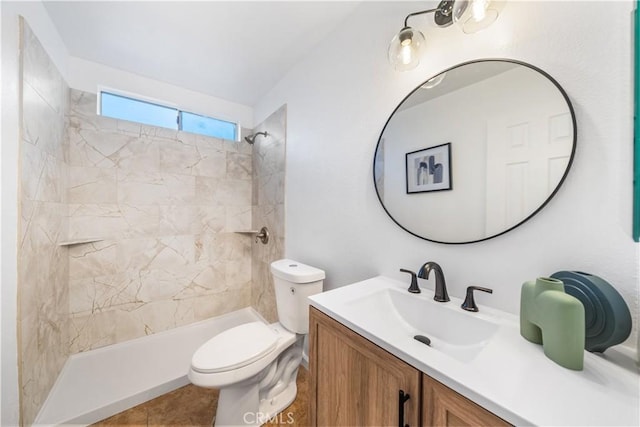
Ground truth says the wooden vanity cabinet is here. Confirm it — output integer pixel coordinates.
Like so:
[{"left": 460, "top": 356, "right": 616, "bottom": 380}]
[
  {"left": 309, "top": 307, "right": 421, "bottom": 426},
  {"left": 309, "top": 307, "right": 511, "bottom": 427},
  {"left": 422, "top": 374, "right": 510, "bottom": 427}
]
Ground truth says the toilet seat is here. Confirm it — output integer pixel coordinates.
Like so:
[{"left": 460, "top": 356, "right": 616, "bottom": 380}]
[{"left": 191, "top": 321, "right": 278, "bottom": 374}]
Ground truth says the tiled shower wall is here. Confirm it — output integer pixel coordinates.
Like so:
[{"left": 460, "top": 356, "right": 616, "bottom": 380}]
[
  {"left": 251, "top": 106, "right": 287, "bottom": 322},
  {"left": 66, "top": 89, "right": 254, "bottom": 352},
  {"left": 17, "top": 19, "right": 287, "bottom": 423},
  {"left": 18, "top": 20, "right": 71, "bottom": 426}
]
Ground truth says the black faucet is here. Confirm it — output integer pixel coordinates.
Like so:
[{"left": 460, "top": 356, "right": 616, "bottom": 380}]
[
  {"left": 461, "top": 286, "right": 493, "bottom": 312},
  {"left": 417, "top": 262, "right": 449, "bottom": 302},
  {"left": 399, "top": 269, "right": 420, "bottom": 293}
]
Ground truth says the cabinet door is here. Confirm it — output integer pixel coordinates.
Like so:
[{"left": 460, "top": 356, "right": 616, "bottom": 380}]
[
  {"left": 422, "top": 374, "right": 511, "bottom": 427},
  {"left": 309, "top": 307, "right": 421, "bottom": 427}
]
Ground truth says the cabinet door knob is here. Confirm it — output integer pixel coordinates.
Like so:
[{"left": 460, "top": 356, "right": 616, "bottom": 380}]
[{"left": 398, "top": 389, "right": 411, "bottom": 427}]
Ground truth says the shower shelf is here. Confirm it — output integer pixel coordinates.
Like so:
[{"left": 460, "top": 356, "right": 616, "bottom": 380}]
[{"left": 58, "top": 238, "right": 104, "bottom": 247}]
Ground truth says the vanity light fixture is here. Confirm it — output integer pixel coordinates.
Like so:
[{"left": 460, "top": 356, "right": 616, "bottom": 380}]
[{"left": 388, "top": 0, "right": 505, "bottom": 71}]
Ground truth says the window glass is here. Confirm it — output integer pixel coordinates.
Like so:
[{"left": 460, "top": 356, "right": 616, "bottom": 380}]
[
  {"left": 180, "top": 111, "right": 237, "bottom": 140},
  {"left": 100, "top": 91, "right": 238, "bottom": 141},
  {"left": 101, "top": 92, "right": 178, "bottom": 129}
]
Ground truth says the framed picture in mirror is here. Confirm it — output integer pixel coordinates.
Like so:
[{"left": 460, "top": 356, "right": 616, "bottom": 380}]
[{"left": 406, "top": 142, "right": 452, "bottom": 194}]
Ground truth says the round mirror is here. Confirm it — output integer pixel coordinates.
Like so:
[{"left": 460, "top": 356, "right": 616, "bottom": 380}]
[{"left": 374, "top": 59, "right": 576, "bottom": 244}]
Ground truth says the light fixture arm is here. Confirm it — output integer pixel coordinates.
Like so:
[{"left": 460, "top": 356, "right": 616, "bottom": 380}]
[
  {"left": 402, "top": 0, "right": 455, "bottom": 28},
  {"left": 403, "top": 8, "right": 439, "bottom": 27}
]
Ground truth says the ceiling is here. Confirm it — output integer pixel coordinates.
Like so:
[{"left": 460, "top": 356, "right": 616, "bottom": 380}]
[{"left": 43, "top": 1, "right": 360, "bottom": 107}]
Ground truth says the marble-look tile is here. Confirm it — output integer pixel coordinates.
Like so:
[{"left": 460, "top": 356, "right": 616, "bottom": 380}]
[
  {"left": 116, "top": 119, "right": 142, "bottom": 136},
  {"left": 158, "top": 138, "right": 202, "bottom": 175},
  {"left": 225, "top": 205, "right": 252, "bottom": 232},
  {"left": 22, "top": 82, "right": 65, "bottom": 160},
  {"left": 259, "top": 105, "right": 287, "bottom": 146},
  {"left": 158, "top": 205, "right": 199, "bottom": 236},
  {"left": 18, "top": 21, "right": 71, "bottom": 426},
  {"left": 257, "top": 171, "right": 285, "bottom": 206},
  {"left": 22, "top": 22, "right": 64, "bottom": 115},
  {"left": 221, "top": 138, "right": 251, "bottom": 155},
  {"left": 115, "top": 235, "right": 195, "bottom": 272},
  {"left": 109, "top": 136, "right": 160, "bottom": 171},
  {"left": 69, "top": 240, "right": 118, "bottom": 280},
  {"left": 136, "top": 267, "right": 209, "bottom": 302},
  {"left": 191, "top": 287, "right": 252, "bottom": 320},
  {"left": 145, "top": 125, "right": 179, "bottom": 140},
  {"left": 36, "top": 155, "right": 67, "bottom": 203},
  {"left": 63, "top": 88, "right": 288, "bottom": 358},
  {"left": 68, "top": 166, "right": 117, "bottom": 204},
  {"left": 170, "top": 263, "right": 227, "bottom": 299},
  {"left": 68, "top": 204, "right": 159, "bottom": 240},
  {"left": 195, "top": 177, "right": 252, "bottom": 206},
  {"left": 69, "top": 271, "right": 144, "bottom": 315},
  {"left": 201, "top": 232, "right": 252, "bottom": 264},
  {"left": 117, "top": 171, "right": 196, "bottom": 206},
  {"left": 70, "top": 308, "right": 126, "bottom": 352},
  {"left": 250, "top": 105, "right": 286, "bottom": 325},
  {"left": 67, "top": 127, "right": 132, "bottom": 168},
  {"left": 21, "top": 143, "right": 67, "bottom": 204},
  {"left": 225, "top": 259, "right": 252, "bottom": 289},
  {"left": 195, "top": 206, "right": 227, "bottom": 234},
  {"left": 20, "top": 201, "right": 67, "bottom": 253},
  {"left": 227, "top": 152, "right": 252, "bottom": 180},
  {"left": 20, "top": 140, "right": 48, "bottom": 201},
  {"left": 254, "top": 138, "right": 286, "bottom": 177},
  {"left": 68, "top": 90, "right": 118, "bottom": 133},
  {"left": 158, "top": 139, "right": 227, "bottom": 178},
  {"left": 191, "top": 146, "right": 228, "bottom": 179}
]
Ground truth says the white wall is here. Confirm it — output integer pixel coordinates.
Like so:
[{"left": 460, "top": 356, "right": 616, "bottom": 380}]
[
  {"left": 1, "top": 2, "right": 69, "bottom": 425},
  {"left": 255, "top": 1, "right": 639, "bottom": 352}
]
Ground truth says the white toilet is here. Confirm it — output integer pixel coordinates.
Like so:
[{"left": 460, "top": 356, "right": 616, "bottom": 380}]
[{"left": 188, "top": 259, "right": 325, "bottom": 426}]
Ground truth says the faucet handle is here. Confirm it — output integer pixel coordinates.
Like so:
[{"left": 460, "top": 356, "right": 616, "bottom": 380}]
[
  {"left": 461, "top": 286, "right": 493, "bottom": 312},
  {"left": 400, "top": 269, "right": 420, "bottom": 294}
]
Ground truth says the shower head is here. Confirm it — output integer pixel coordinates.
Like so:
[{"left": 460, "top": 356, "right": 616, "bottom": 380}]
[{"left": 244, "top": 131, "right": 269, "bottom": 144}]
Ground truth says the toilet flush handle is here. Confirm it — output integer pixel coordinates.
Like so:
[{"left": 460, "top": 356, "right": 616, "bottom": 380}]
[{"left": 255, "top": 227, "right": 269, "bottom": 244}]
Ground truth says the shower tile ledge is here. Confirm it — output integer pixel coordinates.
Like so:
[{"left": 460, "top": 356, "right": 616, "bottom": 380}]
[{"left": 35, "top": 307, "right": 263, "bottom": 426}]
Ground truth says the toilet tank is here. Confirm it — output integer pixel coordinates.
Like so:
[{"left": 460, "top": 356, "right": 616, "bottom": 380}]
[{"left": 271, "top": 259, "right": 325, "bottom": 334}]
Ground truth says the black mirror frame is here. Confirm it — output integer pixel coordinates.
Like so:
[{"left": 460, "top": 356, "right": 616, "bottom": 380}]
[{"left": 373, "top": 58, "right": 577, "bottom": 245}]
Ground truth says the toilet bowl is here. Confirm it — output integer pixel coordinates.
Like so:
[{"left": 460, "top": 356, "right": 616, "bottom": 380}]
[{"left": 188, "top": 259, "right": 325, "bottom": 427}]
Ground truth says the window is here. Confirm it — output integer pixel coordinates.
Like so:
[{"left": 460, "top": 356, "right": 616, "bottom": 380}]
[
  {"left": 99, "top": 91, "right": 238, "bottom": 141},
  {"left": 101, "top": 92, "right": 178, "bottom": 130},
  {"left": 180, "top": 111, "right": 236, "bottom": 141}
]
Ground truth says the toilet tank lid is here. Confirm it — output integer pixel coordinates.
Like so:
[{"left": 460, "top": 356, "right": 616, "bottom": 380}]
[{"left": 271, "top": 259, "right": 325, "bottom": 283}]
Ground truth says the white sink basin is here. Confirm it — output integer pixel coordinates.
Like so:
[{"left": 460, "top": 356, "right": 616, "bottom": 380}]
[
  {"left": 343, "top": 286, "right": 500, "bottom": 362},
  {"left": 308, "top": 275, "right": 640, "bottom": 427}
]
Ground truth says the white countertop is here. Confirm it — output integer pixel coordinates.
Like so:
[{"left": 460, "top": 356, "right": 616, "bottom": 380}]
[{"left": 309, "top": 276, "right": 640, "bottom": 426}]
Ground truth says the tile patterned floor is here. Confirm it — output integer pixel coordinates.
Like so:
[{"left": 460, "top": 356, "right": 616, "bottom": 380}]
[{"left": 92, "top": 367, "right": 309, "bottom": 426}]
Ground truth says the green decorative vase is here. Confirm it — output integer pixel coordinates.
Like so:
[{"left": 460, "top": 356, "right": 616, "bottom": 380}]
[{"left": 520, "top": 277, "right": 585, "bottom": 370}]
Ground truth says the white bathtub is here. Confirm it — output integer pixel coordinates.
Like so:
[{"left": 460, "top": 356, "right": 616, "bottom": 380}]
[{"left": 35, "top": 307, "right": 264, "bottom": 426}]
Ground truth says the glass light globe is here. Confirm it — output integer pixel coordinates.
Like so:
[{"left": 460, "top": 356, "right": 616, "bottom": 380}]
[
  {"left": 453, "top": 0, "right": 505, "bottom": 34},
  {"left": 388, "top": 27, "right": 426, "bottom": 71}
]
